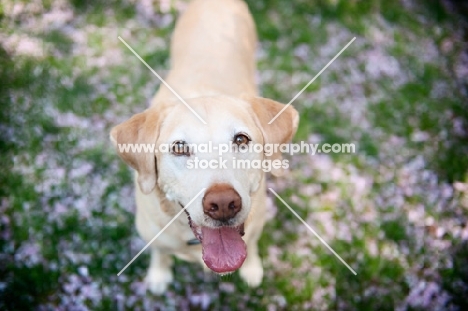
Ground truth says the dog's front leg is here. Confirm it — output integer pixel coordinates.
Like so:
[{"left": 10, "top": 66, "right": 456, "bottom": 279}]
[
  {"left": 239, "top": 241, "right": 263, "bottom": 287},
  {"left": 145, "top": 247, "right": 174, "bottom": 294}
]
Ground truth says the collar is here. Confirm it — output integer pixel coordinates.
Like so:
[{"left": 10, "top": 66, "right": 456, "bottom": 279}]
[{"left": 186, "top": 238, "right": 201, "bottom": 245}]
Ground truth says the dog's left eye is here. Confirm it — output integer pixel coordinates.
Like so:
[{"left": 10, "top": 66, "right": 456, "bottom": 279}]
[
  {"left": 233, "top": 133, "right": 251, "bottom": 146},
  {"left": 171, "top": 140, "right": 190, "bottom": 156}
]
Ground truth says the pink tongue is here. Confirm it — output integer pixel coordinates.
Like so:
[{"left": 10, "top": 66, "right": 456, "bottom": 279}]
[{"left": 201, "top": 226, "right": 247, "bottom": 273}]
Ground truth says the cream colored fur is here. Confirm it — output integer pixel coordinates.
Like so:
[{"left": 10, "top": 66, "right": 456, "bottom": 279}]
[{"left": 110, "top": 0, "right": 298, "bottom": 294}]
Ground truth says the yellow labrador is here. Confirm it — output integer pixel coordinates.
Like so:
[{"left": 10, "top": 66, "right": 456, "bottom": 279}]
[{"left": 110, "top": 0, "right": 298, "bottom": 293}]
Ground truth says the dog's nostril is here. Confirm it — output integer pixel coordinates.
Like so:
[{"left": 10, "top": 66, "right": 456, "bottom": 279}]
[
  {"left": 210, "top": 203, "right": 218, "bottom": 211},
  {"left": 228, "top": 202, "right": 236, "bottom": 210}
]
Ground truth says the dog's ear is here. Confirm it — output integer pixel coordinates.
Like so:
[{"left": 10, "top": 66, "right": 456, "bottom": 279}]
[
  {"left": 110, "top": 107, "right": 161, "bottom": 194},
  {"left": 244, "top": 96, "right": 299, "bottom": 176}
]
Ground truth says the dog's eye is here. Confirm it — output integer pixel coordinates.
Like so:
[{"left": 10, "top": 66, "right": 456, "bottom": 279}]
[
  {"left": 171, "top": 140, "right": 190, "bottom": 156},
  {"left": 233, "top": 133, "right": 251, "bottom": 146}
]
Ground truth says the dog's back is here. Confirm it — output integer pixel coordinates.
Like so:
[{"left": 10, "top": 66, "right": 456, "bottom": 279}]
[{"left": 153, "top": 0, "right": 258, "bottom": 102}]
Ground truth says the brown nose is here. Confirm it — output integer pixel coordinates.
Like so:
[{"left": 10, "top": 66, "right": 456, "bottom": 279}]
[{"left": 203, "top": 184, "right": 242, "bottom": 222}]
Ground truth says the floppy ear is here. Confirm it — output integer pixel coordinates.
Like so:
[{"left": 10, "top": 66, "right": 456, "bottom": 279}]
[
  {"left": 110, "top": 108, "right": 161, "bottom": 194},
  {"left": 244, "top": 96, "right": 299, "bottom": 176}
]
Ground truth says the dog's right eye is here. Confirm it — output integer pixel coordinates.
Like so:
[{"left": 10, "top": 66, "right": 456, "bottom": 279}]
[{"left": 171, "top": 141, "right": 190, "bottom": 156}]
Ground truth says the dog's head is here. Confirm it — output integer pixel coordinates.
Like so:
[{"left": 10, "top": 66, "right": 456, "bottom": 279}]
[{"left": 110, "top": 95, "right": 298, "bottom": 273}]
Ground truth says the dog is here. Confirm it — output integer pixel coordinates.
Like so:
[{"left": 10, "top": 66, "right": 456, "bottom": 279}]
[{"left": 110, "top": 0, "right": 298, "bottom": 294}]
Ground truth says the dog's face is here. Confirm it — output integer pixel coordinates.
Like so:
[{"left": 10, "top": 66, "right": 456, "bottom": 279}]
[
  {"left": 157, "top": 97, "right": 264, "bottom": 223},
  {"left": 111, "top": 95, "right": 298, "bottom": 273}
]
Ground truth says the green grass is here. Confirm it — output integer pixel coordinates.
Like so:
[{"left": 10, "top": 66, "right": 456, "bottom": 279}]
[{"left": 1, "top": 0, "right": 468, "bottom": 309}]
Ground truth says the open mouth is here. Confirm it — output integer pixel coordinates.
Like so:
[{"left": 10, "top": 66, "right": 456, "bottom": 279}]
[{"left": 181, "top": 204, "right": 246, "bottom": 274}]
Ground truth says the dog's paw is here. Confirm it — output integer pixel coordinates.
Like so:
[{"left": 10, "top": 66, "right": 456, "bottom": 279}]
[
  {"left": 145, "top": 268, "right": 173, "bottom": 294},
  {"left": 239, "top": 257, "right": 263, "bottom": 287}
]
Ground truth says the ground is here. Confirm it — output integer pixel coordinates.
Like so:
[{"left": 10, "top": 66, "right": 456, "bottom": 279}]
[{"left": 1, "top": 0, "right": 468, "bottom": 310}]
